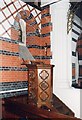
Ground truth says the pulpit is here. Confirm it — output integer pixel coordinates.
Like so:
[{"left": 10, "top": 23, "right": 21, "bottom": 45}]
[{"left": 22, "top": 62, "right": 54, "bottom": 109}]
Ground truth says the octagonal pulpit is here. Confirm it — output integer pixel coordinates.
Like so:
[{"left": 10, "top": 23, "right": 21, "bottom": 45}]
[{"left": 22, "top": 62, "right": 54, "bottom": 109}]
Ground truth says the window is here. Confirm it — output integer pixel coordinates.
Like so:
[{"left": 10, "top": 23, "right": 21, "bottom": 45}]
[{"left": 19, "top": 19, "right": 26, "bottom": 46}]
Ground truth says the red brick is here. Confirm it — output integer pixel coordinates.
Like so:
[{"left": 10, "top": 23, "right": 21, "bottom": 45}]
[
  {"left": 0, "top": 55, "right": 20, "bottom": 67},
  {"left": 11, "top": 27, "right": 19, "bottom": 41},
  {"left": 41, "top": 8, "right": 50, "bottom": 15},
  {"left": 41, "top": 26, "right": 52, "bottom": 34},
  {"left": 0, "top": 41, "right": 18, "bottom": 53},
  {"left": 41, "top": 16, "right": 51, "bottom": 24},
  {"left": 1, "top": 71, "right": 28, "bottom": 82}
]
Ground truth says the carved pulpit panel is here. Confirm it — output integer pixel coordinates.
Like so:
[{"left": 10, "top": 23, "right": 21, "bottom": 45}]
[{"left": 22, "top": 62, "right": 54, "bottom": 109}]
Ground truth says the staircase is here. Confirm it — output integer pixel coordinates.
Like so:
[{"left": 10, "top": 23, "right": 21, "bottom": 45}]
[
  {"left": 52, "top": 93, "right": 74, "bottom": 117},
  {"left": 2, "top": 94, "right": 81, "bottom": 119}
]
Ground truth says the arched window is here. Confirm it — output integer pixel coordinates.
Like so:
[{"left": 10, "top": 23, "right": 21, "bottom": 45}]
[{"left": 19, "top": 19, "right": 26, "bottom": 46}]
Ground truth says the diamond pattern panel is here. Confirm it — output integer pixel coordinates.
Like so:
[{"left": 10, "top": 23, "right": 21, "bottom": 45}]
[
  {"left": 39, "top": 70, "right": 49, "bottom": 102},
  {"left": 39, "top": 70, "right": 49, "bottom": 80},
  {"left": 39, "top": 81, "right": 49, "bottom": 91},
  {"left": 39, "top": 91, "right": 49, "bottom": 101}
]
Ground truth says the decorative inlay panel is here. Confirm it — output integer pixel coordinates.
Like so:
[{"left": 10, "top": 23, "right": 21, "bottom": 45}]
[
  {"left": 39, "top": 70, "right": 49, "bottom": 80},
  {"left": 28, "top": 69, "right": 37, "bottom": 102},
  {"left": 29, "top": 90, "right": 36, "bottom": 99},
  {"left": 39, "top": 70, "right": 49, "bottom": 102},
  {"left": 39, "top": 81, "right": 49, "bottom": 91},
  {"left": 29, "top": 70, "right": 35, "bottom": 79},
  {"left": 39, "top": 91, "right": 49, "bottom": 101}
]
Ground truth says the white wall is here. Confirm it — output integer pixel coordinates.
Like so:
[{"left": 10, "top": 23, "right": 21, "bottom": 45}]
[{"left": 50, "top": 0, "right": 81, "bottom": 118}]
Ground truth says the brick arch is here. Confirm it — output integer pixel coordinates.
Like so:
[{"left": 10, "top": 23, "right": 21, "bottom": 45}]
[
  {"left": 15, "top": 10, "right": 40, "bottom": 35},
  {"left": 14, "top": 10, "right": 42, "bottom": 61},
  {"left": 11, "top": 7, "right": 52, "bottom": 64}
]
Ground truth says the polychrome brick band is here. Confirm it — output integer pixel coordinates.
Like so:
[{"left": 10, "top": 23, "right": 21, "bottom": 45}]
[
  {"left": 41, "top": 13, "right": 50, "bottom": 18},
  {"left": 26, "top": 32, "right": 39, "bottom": 36},
  {"left": 27, "top": 45, "right": 51, "bottom": 49},
  {"left": 0, "top": 50, "right": 19, "bottom": 56},
  {"left": 41, "top": 22, "right": 52, "bottom": 28},
  {"left": 0, "top": 37, "right": 18, "bottom": 44},
  {"left": 0, "top": 81, "right": 28, "bottom": 91},
  {"left": 0, "top": 67, "right": 28, "bottom": 71},
  {"left": 41, "top": 32, "right": 50, "bottom": 37},
  {"left": 0, "top": 90, "right": 28, "bottom": 98},
  {"left": 33, "top": 56, "right": 52, "bottom": 59}
]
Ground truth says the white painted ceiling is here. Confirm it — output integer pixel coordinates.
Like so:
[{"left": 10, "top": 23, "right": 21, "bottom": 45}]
[
  {"left": 41, "top": 0, "right": 62, "bottom": 6},
  {"left": 21, "top": 0, "right": 62, "bottom": 7}
]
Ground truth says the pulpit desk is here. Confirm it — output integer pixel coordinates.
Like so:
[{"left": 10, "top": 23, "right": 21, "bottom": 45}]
[{"left": 22, "top": 63, "right": 54, "bottom": 109}]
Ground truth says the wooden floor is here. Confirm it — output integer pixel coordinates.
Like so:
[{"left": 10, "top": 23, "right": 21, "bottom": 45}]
[{"left": 1, "top": 94, "right": 81, "bottom": 120}]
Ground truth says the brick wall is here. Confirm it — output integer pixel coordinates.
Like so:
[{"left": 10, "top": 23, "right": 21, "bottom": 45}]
[
  {"left": 72, "top": 15, "right": 82, "bottom": 87},
  {"left": 41, "top": 5, "right": 52, "bottom": 64},
  {"left": 0, "top": 5, "right": 52, "bottom": 98},
  {"left": 76, "top": 36, "right": 82, "bottom": 87},
  {"left": 0, "top": 36, "right": 28, "bottom": 98}
]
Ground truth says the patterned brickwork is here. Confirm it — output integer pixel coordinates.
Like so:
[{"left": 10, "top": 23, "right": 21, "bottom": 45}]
[
  {"left": 0, "top": 81, "right": 28, "bottom": 91},
  {"left": 41, "top": 5, "right": 52, "bottom": 64},
  {"left": 0, "top": 37, "right": 28, "bottom": 84},
  {"left": 0, "top": 90, "right": 28, "bottom": 98},
  {"left": 0, "top": 2, "right": 52, "bottom": 98},
  {"left": 11, "top": 5, "right": 52, "bottom": 64}
]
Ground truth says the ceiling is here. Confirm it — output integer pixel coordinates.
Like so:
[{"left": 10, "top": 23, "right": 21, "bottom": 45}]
[
  {"left": 21, "top": 0, "right": 62, "bottom": 10},
  {"left": 70, "top": 2, "right": 82, "bottom": 20}
]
